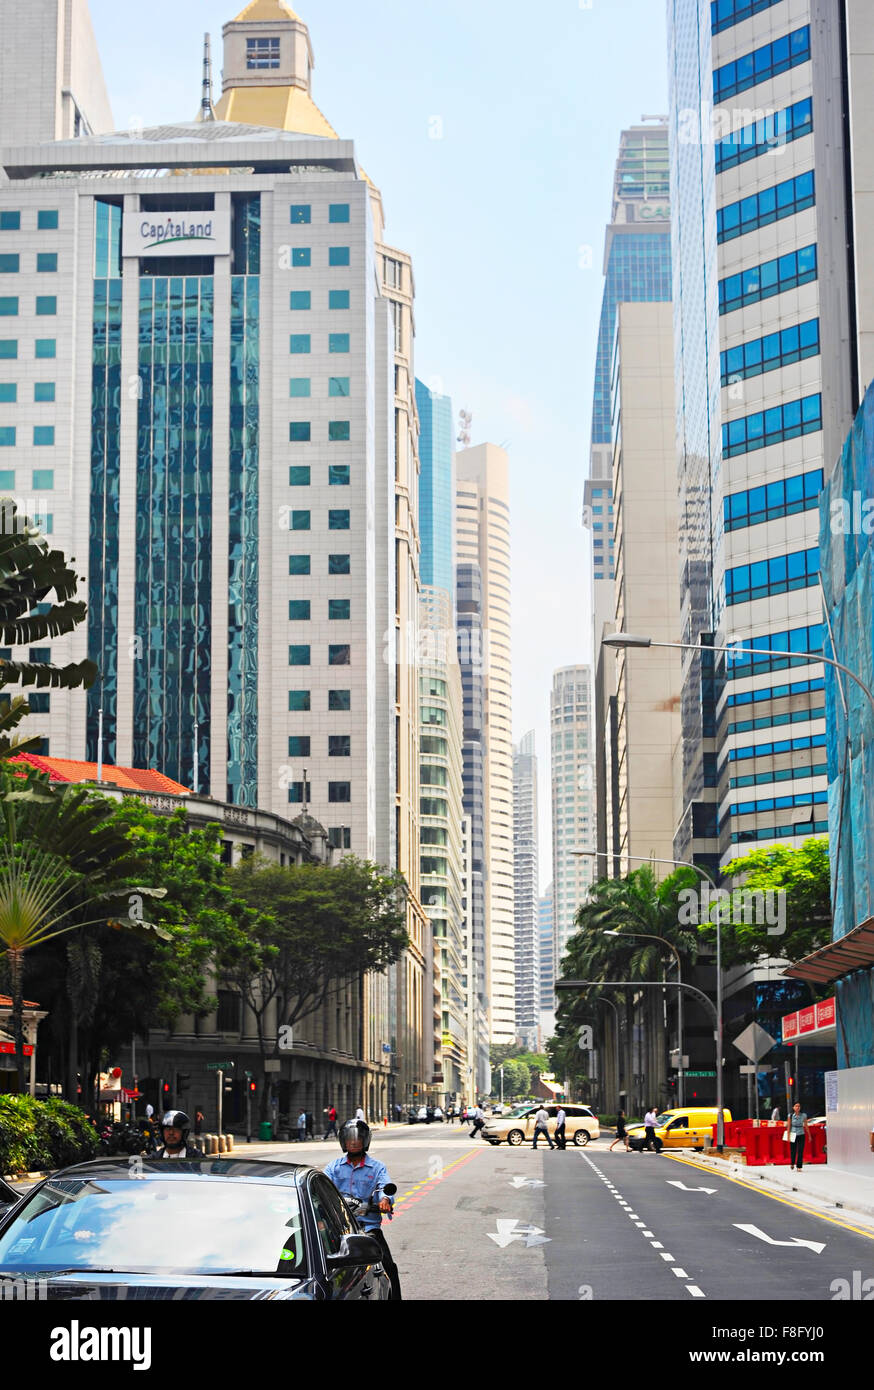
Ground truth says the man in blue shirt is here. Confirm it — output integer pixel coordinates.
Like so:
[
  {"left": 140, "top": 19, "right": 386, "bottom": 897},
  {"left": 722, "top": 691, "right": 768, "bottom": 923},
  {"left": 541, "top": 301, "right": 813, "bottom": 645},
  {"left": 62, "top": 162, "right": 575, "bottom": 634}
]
[{"left": 324, "top": 1118, "right": 401, "bottom": 1300}]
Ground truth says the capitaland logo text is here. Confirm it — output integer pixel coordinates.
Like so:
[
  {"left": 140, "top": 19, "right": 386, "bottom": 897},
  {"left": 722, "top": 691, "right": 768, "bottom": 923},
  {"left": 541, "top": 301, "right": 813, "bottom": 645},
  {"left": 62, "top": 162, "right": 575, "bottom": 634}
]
[
  {"left": 50, "top": 1321, "right": 152, "bottom": 1371},
  {"left": 140, "top": 217, "right": 215, "bottom": 248}
]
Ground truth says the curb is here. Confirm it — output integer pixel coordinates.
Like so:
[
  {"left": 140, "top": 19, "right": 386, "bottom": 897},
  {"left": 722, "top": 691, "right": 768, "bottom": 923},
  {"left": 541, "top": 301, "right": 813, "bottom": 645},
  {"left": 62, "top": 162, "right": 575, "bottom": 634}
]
[{"left": 684, "top": 1151, "right": 874, "bottom": 1222}]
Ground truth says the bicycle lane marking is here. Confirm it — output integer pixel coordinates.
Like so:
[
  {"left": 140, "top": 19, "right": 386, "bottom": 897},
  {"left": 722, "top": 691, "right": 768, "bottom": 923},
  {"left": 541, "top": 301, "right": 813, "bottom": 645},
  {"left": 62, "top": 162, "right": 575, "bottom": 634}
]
[{"left": 391, "top": 1145, "right": 485, "bottom": 1216}]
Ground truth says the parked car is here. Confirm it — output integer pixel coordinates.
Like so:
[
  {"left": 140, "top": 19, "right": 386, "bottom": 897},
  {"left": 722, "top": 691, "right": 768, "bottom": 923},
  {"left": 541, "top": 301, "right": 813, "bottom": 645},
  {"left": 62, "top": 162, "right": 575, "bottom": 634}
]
[
  {"left": 482, "top": 1104, "right": 599, "bottom": 1146},
  {"left": 0, "top": 1177, "right": 21, "bottom": 1219},
  {"left": 0, "top": 1157, "right": 392, "bottom": 1301},
  {"left": 625, "top": 1107, "right": 733, "bottom": 1152}
]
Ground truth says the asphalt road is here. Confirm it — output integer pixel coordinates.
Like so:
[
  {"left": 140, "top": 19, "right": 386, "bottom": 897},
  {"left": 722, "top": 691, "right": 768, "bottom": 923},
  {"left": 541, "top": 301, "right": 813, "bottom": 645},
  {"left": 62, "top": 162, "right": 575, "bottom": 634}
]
[{"left": 260, "top": 1122, "right": 874, "bottom": 1302}]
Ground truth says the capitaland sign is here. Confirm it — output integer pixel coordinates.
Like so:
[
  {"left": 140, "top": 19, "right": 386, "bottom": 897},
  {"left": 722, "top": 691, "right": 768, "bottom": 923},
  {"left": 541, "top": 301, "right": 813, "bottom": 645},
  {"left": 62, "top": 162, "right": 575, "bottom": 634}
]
[{"left": 122, "top": 211, "right": 230, "bottom": 259}]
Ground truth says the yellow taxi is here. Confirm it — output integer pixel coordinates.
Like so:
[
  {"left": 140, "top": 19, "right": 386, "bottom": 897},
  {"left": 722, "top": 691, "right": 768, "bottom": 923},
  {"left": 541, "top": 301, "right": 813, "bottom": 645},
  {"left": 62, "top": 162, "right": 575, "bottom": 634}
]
[{"left": 625, "top": 1107, "right": 732, "bottom": 1152}]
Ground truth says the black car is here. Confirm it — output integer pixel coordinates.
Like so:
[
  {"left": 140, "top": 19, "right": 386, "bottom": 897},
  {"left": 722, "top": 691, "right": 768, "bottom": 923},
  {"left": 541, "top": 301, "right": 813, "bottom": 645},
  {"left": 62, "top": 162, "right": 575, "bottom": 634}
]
[
  {"left": 0, "top": 1157, "right": 391, "bottom": 1301},
  {"left": 0, "top": 1176, "right": 22, "bottom": 1218}
]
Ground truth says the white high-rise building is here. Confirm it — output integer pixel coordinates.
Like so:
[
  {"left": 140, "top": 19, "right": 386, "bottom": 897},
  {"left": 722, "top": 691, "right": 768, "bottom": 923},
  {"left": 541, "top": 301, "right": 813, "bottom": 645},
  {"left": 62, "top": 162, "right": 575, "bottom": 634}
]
[
  {"left": 0, "top": 0, "right": 113, "bottom": 146},
  {"left": 550, "top": 666, "right": 596, "bottom": 977},
  {"left": 513, "top": 731, "right": 539, "bottom": 1044}
]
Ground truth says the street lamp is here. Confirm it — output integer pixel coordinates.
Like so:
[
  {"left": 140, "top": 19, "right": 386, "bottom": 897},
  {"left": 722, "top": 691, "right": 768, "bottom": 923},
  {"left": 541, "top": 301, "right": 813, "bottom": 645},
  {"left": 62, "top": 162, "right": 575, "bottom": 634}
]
[{"left": 603, "top": 928, "right": 685, "bottom": 1107}]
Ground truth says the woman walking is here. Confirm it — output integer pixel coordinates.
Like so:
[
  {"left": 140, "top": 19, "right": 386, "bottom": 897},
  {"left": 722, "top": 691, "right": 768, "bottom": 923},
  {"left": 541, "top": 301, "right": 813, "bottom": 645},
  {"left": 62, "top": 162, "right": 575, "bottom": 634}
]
[
  {"left": 609, "top": 1108, "right": 630, "bottom": 1152},
  {"left": 787, "top": 1102, "right": 811, "bottom": 1170}
]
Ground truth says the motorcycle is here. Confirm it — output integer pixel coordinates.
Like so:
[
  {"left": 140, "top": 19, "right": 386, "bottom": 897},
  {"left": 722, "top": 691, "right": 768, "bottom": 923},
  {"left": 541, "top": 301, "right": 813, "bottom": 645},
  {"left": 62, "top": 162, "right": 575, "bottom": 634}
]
[
  {"left": 98, "top": 1121, "right": 155, "bottom": 1157},
  {"left": 343, "top": 1181, "right": 397, "bottom": 1223}
]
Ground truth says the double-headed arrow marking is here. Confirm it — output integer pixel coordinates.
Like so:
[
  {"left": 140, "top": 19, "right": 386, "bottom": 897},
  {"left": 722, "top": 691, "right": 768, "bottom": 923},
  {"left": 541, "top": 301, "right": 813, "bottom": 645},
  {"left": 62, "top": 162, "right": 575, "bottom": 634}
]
[
  {"left": 734, "top": 1223, "right": 826, "bottom": 1254},
  {"left": 487, "top": 1219, "right": 551, "bottom": 1249},
  {"left": 508, "top": 1176, "right": 546, "bottom": 1189}
]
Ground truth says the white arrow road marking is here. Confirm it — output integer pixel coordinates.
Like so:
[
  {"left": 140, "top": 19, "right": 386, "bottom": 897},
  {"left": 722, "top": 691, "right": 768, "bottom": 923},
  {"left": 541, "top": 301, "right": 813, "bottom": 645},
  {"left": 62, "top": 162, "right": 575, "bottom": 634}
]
[
  {"left": 666, "top": 1180, "right": 718, "bottom": 1194},
  {"left": 508, "top": 1176, "right": 546, "bottom": 1189},
  {"left": 734, "top": 1223, "right": 826, "bottom": 1254},
  {"left": 487, "top": 1219, "right": 552, "bottom": 1249}
]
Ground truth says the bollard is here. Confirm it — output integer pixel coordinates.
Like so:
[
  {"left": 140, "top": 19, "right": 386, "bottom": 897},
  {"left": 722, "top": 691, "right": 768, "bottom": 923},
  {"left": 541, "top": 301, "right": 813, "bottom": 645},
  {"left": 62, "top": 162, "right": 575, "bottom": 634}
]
[
  {"left": 225, "top": 1133, "right": 234, "bottom": 1152},
  {"left": 218, "top": 1135, "right": 227, "bottom": 1153}
]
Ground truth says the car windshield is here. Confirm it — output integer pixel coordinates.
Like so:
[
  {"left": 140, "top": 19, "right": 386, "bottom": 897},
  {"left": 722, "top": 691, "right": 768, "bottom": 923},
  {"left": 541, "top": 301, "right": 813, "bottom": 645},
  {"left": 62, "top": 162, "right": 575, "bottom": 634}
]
[
  {"left": 655, "top": 1113, "right": 674, "bottom": 1127},
  {"left": 0, "top": 1175, "right": 307, "bottom": 1278}
]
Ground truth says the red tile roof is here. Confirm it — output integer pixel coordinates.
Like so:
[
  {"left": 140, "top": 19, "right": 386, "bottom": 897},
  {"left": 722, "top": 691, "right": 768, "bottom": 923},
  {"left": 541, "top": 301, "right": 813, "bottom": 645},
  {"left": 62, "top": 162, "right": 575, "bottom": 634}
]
[
  {"left": 9, "top": 755, "right": 190, "bottom": 796},
  {"left": 0, "top": 995, "right": 40, "bottom": 1009}
]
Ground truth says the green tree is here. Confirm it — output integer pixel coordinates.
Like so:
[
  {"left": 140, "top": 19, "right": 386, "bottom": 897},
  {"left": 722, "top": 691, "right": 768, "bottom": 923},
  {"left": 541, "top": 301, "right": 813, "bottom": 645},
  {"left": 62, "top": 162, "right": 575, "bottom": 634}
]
[
  {"left": 0, "top": 506, "right": 97, "bottom": 756},
  {"left": 697, "top": 839, "right": 831, "bottom": 968}
]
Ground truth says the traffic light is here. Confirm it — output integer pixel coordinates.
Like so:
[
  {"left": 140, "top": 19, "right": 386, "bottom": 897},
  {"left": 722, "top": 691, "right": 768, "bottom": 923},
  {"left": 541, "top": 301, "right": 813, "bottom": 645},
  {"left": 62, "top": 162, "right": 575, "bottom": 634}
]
[
  {"left": 223, "top": 1076, "right": 233, "bottom": 1093},
  {"left": 162, "top": 1082, "right": 170, "bottom": 1096},
  {"left": 248, "top": 1080, "right": 257, "bottom": 1094}
]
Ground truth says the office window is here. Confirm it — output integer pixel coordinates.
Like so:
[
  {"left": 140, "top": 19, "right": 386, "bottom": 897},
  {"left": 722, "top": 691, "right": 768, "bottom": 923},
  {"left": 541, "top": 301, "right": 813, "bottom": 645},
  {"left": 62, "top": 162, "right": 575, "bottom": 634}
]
[
  {"left": 288, "top": 736, "right": 311, "bottom": 757},
  {"left": 329, "top": 290, "right": 350, "bottom": 310},
  {"left": 329, "top": 204, "right": 351, "bottom": 223},
  {"left": 329, "top": 735, "right": 351, "bottom": 757},
  {"left": 0, "top": 428, "right": 14, "bottom": 447},
  {"left": 722, "top": 393, "right": 822, "bottom": 458},
  {"left": 0, "top": 256, "right": 19, "bottom": 273},
  {"left": 717, "top": 171, "right": 814, "bottom": 244},
  {"left": 0, "top": 213, "right": 20, "bottom": 231},
  {"left": 724, "top": 469, "right": 823, "bottom": 532},
  {"left": 328, "top": 510, "right": 350, "bottom": 530},
  {"left": 713, "top": 26, "right": 810, "bottom": 103},
  {"left": 289, "top": 465, "right": 311, "bottom": 486},
  {"left": 37, "top": 211, "right": 59, "bottom": 230},
  {"left": 720, "top": 318, "right": 820, "bottom": 386},
  {"left": 36, "top": 253, "right": 57, "bottom": 272},
  {"left": 290, "top": 509, "right": 310, "bottom": 529},
  {"left": 715, "top": 99, "right": 813, "bottom": 174},
  {"left": 0, "top": 385, "right": 15, "bottom": 403},
  {"left": 289, "top": 554, "right": 311, "bottom": 575},
  {"left": 290, "top": 334, "right": 311, "bottom": 354},
  {"left": 34, "top": 382, "right": 55, "bottom": 402},
  {"left": 0, "top": 470, "right": 14, "bottom": 488},
  {"left": 384, "top": 257, "right": 402, "bottom": 288},
  {"left": 328, "top": 247, "right": 350, "bottom": 267},
  {"left": 329, "top": 377, "right": 350, "bottom": 397},
  {"left": 292, "top": 248, "right": 311, "bottom": 267},
  {"left": 35, "top": 340, "right": 56, "bottom": 358},
  {"left": 29, "top": 647, "right": 50, "bottom": 663},
  {"left": 288, "top": 645, "right": 311, "bottom": 665},
  {"left": 33, "top": 426, "right": 54, "bottom": 446},
  {"left": 35, "top": 297, "right": 57, "bottom": 316},
  {"left": 328, "top": 599, "right": 350, "bottom": 620},
  {"left": 711, "top": 0, "right": 783, "bottom": 35},
  {"left": 329, "top": 689, "right": 351, "bottom": 711},
  {"left": 247, "top": 35, "right": 280, "bottom": 68},
  {"left": 26, "top": 693, "right": 50, "bottom": 713},
  {"left": 289, "top": 422, "right": 311, "bottom": 443},
  {"left": 290, "top": 291, "right": 311, "bottom": 310},
  {"left": 328, "top": 782, "right": 351, "bottom": 803},
  {"left": 289, "top": 690, "right": 311, "bottom": 711},
  {"left": 719, "top": 244, "right": 817, "bottom": 314},
  {"left": 0, "top": 341, "right": 17, "bottom": 359},
  {"left": 328, "top": 553, "right": 350, "bottom": 574},
  {"left": 288, "top": 600, "right": 311, "bottom": 621},
  {"left": 328, "top": 827, "right": 351, "bottom": 849},
  {"left": 287, "top": 782, "right": 312, "bottom": 804},
  {"left": 329, "top": 464, "right": 350, "bottom": 486},
  {"left": 0, "top": 299, "right": 18, "bottom": 317},
  {"left": 328, "top": 421, "right": 350, "bottom": 442},
  {"left": 328, "top": 644, "right": 351, "bottom": 665},
  {"left": 289, "top": 378, "right": 311, "bottom": 398},
  {"left": 725, "top": 546, "right": 819, "bottom": 605},
  {"left": 290, "top": 205, "right": 311, "bottom": 224},
  {"left": 722, "top": 624, "right": 823, "bottom": 680},
  {"left": 329, "top": 334, "right": 350, "bottom": 353}
]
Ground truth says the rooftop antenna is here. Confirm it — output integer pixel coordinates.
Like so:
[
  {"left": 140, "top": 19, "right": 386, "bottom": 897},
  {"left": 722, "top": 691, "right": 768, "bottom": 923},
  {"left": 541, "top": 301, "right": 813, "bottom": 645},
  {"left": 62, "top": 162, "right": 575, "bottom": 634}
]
[
  {"left": 201, "top": 33, "right": 216, "bottom": 122},
  {"left": 457, "top": 409, "right": 473, "bottom": 448}
]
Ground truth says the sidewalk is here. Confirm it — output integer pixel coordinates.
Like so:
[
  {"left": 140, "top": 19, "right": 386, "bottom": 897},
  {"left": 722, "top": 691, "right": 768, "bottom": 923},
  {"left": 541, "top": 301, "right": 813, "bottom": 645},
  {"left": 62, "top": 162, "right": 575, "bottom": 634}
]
[{"left": 682, "top": 1149, "right": 874, "bottom": 1228}]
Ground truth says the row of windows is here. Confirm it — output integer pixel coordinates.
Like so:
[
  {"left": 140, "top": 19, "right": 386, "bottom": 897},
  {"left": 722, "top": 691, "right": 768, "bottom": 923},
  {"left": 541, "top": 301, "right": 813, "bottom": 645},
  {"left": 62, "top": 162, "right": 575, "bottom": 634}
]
[
  {"left": 289, "top": 645, "right": 351, "bottom": 666},
  {"left": 290, "top": 204, "right": 350, "bottom": 224},
  {"left": 291, "top": 378, "right": 350, "bottom": 398},
  {"left": 284, "top": 247, "right": 351, "bottom": 267},
  {"left": 723, "top": 468, "right": 823, "bottom": 532},
  {"left": 291, "top": 335, "right": 349, "bottom": 354},
  {"left": 0, "top": 646, "right": 51, "bottom": 663},
  {"left": 288, "top": 782, "right": 351, "bottom": 804},
  {"left": 0, "top": 427, "right": 54, "bottom": 446},
  {"left": 0, "top": 254, "right": 58, "bottom": 273},
  {"left": 285, "top": 510, "right": 350, "bottom": 530},
  {"left": 713, "top": 25, "right": 810, "bottom": 102},
  {"left": 0, "top": 462, "right": 54, "bottom": 488},
  {"left": 289, "top": 554, "right": 351, "bottom": 575},
  {"left": 0, "top": 298, "right": 57, "bottom": 316},
  {"left": 726, "top": 706, "right": 825, "bottom": 736},
  {"left": 290, "top": 465, "right": 349, "bottom": 486},
  {"left": 730, "top": 789, "right": 828, "bottom": 817},
  {"left": 724, "top": 676, "right": 824, "bottom": 708},
  {"left": 725, "top": 545, "right": 819, "bottom": 605},
  {"left": 729, "top": 762, "right": 827, "bottom": 790},
  {"left": 289, "top": 421, "right": 351, "bottom": 442},
  {"left": 719, "top": 244, "right": 817, "bottom": 315},
  {"left": 729, "top": 818, "right": 828, "bottom": 845},
  {"left": 0, "top": 211, "right": 58, "bottom": 230},
  {"left": 720, "top": 317, "right": 819, "bottom": 386},
  {"left": 289, "top": 690, "right": 350, "bottom": 711},
  {"left": 715, "top": 99, "right": 813, "bottom": 174},
  {"left": 289, "top": 599, "right": 351, "bottom": 621},
  {"left": 722, "top": 624, "right": 824, "bottom": 679},
  {"left": 291, "top": 291, "right": 349, "bottom": 311},
  {"left": 0, "top": 382, "right": 56, "bottom": 402},
  {"left": 728, "top": 732, "right": 826, "bottom": 763},
  {"left": 717, "top": 170, "right": 814, "bottom": 243},
  {"left": 288, "top": 736, "right": 351, "bottom": 758},
  {"left": 711, "top": 0, "right": 784, "bottom": 34},
  {"left": 0, "top": 339, "right": 56, "bottom": 359},
  {"left": 721, "top": 392, "right": 822, "bottom": 458}
]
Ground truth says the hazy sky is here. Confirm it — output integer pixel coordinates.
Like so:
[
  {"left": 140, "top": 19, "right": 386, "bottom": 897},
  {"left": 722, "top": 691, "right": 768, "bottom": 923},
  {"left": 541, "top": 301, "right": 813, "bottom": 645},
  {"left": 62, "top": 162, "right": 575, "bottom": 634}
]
[{"left": 88, "top": 0, "right": 670, "bottom": 881}]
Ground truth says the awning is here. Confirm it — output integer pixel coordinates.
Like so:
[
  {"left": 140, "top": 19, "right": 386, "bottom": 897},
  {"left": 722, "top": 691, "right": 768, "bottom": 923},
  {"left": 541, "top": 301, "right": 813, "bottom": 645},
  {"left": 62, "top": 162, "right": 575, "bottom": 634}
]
[{"left": 782, "top": 917, "right": 874, "bottom": 985}]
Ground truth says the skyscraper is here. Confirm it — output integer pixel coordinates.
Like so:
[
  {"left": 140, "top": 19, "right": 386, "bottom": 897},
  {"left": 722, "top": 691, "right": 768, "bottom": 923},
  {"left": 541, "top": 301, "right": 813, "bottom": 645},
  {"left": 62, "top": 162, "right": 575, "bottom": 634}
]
[
  {"left": 538, "top": 886, "right": 556, "bottom": 1040},
  {"left": 457, "top": 562, "right": 490, "bottom": 1092},
  {"left": 513, "top": 731, "right": 540, "bottom": 1045},
  {"left": 456, "top": 444, "right": 515, "bottom": 1043},
  {"left": 550, "top": 666, "right": 596, "bottom": 977},
  {"left": 667, "top": 0, "right": 874, "bottom": 871},
  {"left": 415, "top": 380, "right": 455, "bottom": 595},
  {"left": 0, "top": 0, "right": 113, "bottom": 146}
]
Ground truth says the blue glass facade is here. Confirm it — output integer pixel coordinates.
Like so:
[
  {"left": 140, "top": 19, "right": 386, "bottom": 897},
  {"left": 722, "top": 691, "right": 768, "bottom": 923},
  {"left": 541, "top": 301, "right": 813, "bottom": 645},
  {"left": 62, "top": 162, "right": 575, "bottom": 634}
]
[
  {"left": 415, "top": 379, "right": 454, "bottom": 595},
  {"left": 820, "top": 382, "right": 874, "bottom": 1068},
  {"left": 591, "top": 231, "right": 672, "bottom": 447}
]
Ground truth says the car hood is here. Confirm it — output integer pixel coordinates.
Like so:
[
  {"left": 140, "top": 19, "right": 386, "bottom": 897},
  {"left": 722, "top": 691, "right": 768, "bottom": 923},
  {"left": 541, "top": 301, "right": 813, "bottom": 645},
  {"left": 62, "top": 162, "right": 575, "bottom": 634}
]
[{"left": 7, "top": 1271, "right": 316, "bottom": 1301}]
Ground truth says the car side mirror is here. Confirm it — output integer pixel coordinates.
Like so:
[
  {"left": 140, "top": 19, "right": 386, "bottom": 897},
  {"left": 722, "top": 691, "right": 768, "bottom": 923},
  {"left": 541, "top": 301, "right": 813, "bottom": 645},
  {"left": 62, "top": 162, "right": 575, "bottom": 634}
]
[{"left": 327, "top": 1233, "right": 384, "bottom": 1268}]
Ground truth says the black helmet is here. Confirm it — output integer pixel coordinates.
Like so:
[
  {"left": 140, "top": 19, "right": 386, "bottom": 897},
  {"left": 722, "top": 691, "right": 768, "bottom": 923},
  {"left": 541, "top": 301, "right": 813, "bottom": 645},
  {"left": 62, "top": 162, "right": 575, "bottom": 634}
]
[
  {"left": 338, "top": 1118, "right": 371, "bottom": 1153},
  {"left": 161, "top": 1110, "right": 190, "bottom": 1138}
]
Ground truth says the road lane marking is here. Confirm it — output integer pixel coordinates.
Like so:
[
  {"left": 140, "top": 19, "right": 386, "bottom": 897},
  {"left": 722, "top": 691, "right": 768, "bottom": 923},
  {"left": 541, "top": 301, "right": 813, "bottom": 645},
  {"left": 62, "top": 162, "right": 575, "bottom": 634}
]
[
  {"left": 687, "top": 1285, "right": 705, "bottom": 1297},
  {"left": 673, "top": 1268, "right": 689, "bottom": 1278},
  {"left": 660, "top": 1252, "right": 675, "bottom": 1262},
  {"left": 393, "top": 1145, "right": 483, "bottom": 1213},
  {"left": 666, "top": 1179, "right": 717, "bottom": 1193},
  {"left": 650, "top": 1241, "right": 664, "bottom": 1248},
  {"left": 734, "top": 1222, "right": 825, "bottom": 1254}
]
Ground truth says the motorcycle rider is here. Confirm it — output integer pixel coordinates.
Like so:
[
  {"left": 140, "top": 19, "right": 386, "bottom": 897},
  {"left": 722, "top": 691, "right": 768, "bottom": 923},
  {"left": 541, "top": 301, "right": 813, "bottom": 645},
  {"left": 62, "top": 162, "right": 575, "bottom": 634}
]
[
  {"left": 154, "top": 1110, "right": 204, "bottom": 1159},
  {"left": 323, "top": 1118, "right": 401, "bottom": 1300}
]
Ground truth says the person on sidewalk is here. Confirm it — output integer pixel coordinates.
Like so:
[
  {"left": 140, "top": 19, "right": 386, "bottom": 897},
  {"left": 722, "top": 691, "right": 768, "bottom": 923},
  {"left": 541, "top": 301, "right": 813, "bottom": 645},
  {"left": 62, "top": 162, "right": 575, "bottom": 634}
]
[
  {"left": 642, "top": 1106, "right": 661, "bottom": 1154},
  {"left": 554, "top": 1106, "right": 567, "bottom": 1150},
  {"left": 531, "top": 1105, "right": 555, "bottom": 1150},
  {"left": 609, "top": 1109, "right": 630, "bottom": 1152},
  {"left": 787, "top": 1102, "right": 810, "bottom": 1170},
  {"left": 323, "top": 1104, "right": 338, "bottom": 1140},
  {"left": 297, "top": 1109, "right": 308, "bottom": 1144},
  {"left": 770, "top": 1105, "right": 781, "bottom": 1122},
  {"left": 469, "top": 1103, "right": 487, "bottom": 1140}
]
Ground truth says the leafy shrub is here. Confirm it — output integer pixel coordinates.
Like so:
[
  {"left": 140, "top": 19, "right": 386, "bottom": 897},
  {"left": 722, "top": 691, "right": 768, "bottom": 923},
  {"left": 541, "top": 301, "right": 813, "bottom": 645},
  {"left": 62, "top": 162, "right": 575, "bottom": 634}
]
[{"left": 0, "top": 1095, "right": 99, "bottom": 1174}]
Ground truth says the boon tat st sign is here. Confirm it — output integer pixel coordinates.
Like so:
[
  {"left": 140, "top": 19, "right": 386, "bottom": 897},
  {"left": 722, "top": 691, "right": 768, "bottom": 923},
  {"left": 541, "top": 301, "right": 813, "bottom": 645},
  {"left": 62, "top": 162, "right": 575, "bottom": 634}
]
[{"left": 122, "top": 211, "right": 231, "bottom": 259}]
